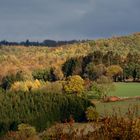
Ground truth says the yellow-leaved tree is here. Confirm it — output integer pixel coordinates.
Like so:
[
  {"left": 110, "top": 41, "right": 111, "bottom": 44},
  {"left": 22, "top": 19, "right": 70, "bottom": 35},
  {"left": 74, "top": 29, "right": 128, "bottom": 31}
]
[
  {"left": 10, "top": 80, "right": 42, "bottom": 92},
  {"left": 10, "top": 81, "right": 29, "bottom": 92},
  {"left": 63, "top": 75, "right": 85, "bottom": 95},
  {"left": 106, "top": 65, "right": 123, "bottom": 82}
]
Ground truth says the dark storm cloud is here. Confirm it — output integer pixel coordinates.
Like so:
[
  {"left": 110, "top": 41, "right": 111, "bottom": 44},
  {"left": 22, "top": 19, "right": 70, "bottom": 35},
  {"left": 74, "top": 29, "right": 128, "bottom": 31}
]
[{"left": 0, "top": 0, "right": 140, "bottom": 41}]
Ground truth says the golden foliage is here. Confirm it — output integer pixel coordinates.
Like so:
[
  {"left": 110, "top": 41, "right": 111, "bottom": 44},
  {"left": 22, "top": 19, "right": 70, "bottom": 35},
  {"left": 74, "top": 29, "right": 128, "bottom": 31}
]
[
  {"left": 107, "top": 65, "right": 123, "bottom": 77},
  {"left": 10, "top": 81, "right": 29, "bottom": 92},
  {"left": 10, "top": 80, "right": 42, "bottom": 92},
  {"left": 64, "top": 75, "right": 85, "bottom": 94}
]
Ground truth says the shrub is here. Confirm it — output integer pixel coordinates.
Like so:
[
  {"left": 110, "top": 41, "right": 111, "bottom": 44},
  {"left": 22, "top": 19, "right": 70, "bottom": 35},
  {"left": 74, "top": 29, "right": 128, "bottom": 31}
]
[
  {"left": 63, "top": 75, "right": 85, "bottom": 95},
  {"left": 86, "top": 106, "right": 99, "bottom": 121},
  {"left": 87, "top": 82, "right": 102, "bottom": 99},
  {"left": 32, "top": 68, "right": 56, "bottom": 82},
  {"left": 18, "top": 123, "right": 36, "bottom": 138}
]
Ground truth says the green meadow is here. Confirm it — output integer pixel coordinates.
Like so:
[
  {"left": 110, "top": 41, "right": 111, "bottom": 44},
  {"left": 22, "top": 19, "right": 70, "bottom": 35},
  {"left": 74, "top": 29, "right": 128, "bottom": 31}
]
[
  {"left": 96, "top": 82, "right": 140, "bottom": 115},
  {"left": 96, "top": 98, "right": 140, "bottom": 116},
  {"left": 109, "top": 82, "right": 140, "bottom": 97}
]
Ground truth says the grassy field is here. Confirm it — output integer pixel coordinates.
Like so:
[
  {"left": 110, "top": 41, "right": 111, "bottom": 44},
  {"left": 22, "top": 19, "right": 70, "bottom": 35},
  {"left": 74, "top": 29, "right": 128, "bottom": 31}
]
[
  {"left": 95, "top": 82, "right": 140, "bottom": 116},
  {"left": 96, "top": 98, "right": 140, "bottom": 116},
  {"left": 109, "top": 82, "right": 140, "bottom": 97},
  {"left": 88, "top": 82, "right": 140, "bottom": 99}
]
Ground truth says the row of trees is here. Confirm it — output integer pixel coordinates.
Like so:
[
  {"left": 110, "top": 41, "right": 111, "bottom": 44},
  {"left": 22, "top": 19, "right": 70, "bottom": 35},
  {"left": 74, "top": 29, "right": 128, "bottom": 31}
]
[
  {"left": 2, "top": 75, "right": 85, "bottom": 96},
  {"left": 0, "top": 73, "right": 114, "bottom": 101},
  {"left": 62, "top": 51, "right": 140, "bottom": 82},
  {"left": 0, "top": 39, "right": 81, "bottom": 47}
]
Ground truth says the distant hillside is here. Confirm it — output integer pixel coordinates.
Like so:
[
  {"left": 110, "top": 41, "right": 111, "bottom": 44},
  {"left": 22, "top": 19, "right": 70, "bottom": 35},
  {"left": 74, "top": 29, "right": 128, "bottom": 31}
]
[{"left": 0, "top": 32, "right": 140, "bottom": 82}]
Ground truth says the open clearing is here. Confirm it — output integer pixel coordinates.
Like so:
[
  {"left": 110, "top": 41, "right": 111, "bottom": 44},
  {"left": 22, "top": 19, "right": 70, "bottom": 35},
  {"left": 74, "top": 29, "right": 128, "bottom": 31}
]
[
  {"left": 96, "top": 98, "right": 140, "bottom": 116},
  {"left": 95, "top": 83, "right": 140, "bottom": 116},
  {"left": 87, "top": 83, "right": 140, "bottom": 100},
  {"left": 109, "top": 82, "right": 140, "bottom": 97}
]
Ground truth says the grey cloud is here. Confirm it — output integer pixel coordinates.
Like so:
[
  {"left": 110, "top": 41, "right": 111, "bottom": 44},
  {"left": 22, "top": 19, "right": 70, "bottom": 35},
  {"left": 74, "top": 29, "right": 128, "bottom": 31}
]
[{"left": 0, "top": 0, "right": 140, "bottom": 41}]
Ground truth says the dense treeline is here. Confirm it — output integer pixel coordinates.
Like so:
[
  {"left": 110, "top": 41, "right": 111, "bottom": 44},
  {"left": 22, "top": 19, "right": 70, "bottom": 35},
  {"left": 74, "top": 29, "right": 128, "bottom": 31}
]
[
  {"left": 0, "top": 91, "right": 93, "bottom": 135},
  {"left": 62, "top": 50, "right": 140, "bottom": 82},
  {"left": 0, "top": 39, "right": 82, "bottom": 47}
]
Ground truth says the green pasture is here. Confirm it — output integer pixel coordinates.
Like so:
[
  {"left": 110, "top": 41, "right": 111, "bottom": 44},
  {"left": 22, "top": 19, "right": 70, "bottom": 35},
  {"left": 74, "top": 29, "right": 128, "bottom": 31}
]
[
  {"left": 88, "top": 82, "right": 140, "bottom": 99},
  {"left": 109, "top": 82, "right": 140, "bottom": 97},
  {"left": 96, "top": 98, "right": 140, "bottom": 116},
  {"left": 95, "top": 82, "right": 140, "bottom": 116}
]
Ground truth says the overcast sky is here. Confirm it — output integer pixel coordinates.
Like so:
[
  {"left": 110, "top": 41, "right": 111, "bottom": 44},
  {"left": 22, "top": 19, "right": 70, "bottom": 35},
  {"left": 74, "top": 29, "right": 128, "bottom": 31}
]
[{"left": 0, "top": 0, "right": 140, "bottom": 41}]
